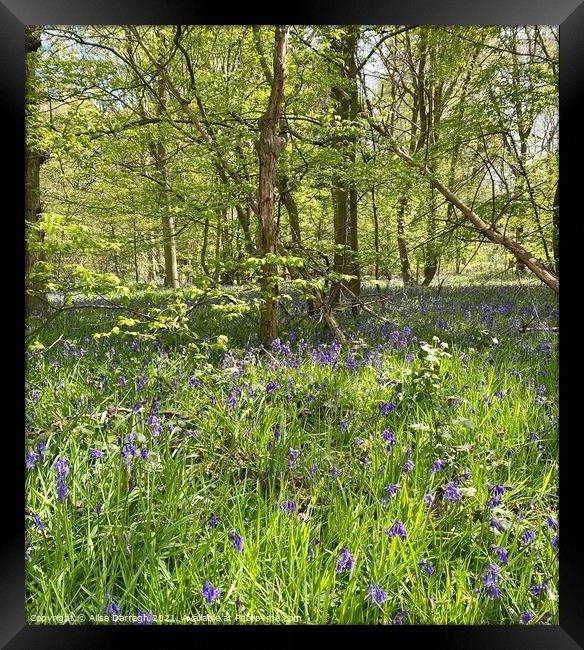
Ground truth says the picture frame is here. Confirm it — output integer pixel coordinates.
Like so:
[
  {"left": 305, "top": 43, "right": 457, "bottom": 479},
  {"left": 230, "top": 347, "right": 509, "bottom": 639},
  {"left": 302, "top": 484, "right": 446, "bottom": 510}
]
[{"left": 7, "top": 0, "right": 580, "bottom": 646}]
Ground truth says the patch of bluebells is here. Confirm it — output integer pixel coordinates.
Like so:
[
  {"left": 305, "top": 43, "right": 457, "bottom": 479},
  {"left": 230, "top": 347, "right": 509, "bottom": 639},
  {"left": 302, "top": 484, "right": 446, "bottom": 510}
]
[
  {"left": 487, "top": 483, "right": 513, "bottom": 509},
  {"left": 444, "top": 482, "right": 462, "bottom": 504}
]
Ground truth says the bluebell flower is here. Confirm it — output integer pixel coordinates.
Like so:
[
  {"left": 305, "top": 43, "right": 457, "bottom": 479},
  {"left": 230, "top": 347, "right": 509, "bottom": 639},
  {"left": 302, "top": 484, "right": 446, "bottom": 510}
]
[
  {"left": 551, "top": 535, "right": 559, "bottom": 550},
  {"left": 54, "top": 458, "right": 69, "bottom": 503},
  {"left": 390, "top": 608, "right": 409, "bottom": 625},
  {"left": 88, "top": 448, "right": 105, "bottom": 460},
  {"left": 235, "top": 596, "right": 242, "bottom": 611},
  {"left": 266, "top": 381, "right": 279, "bottom": 394},
  {"left": 424, "top": 491, "right": 434, "bottom": 508},
  {"left": 201, "top": 581, "right": 220, "bottom": 605},
  {"left": 96, "top": 500, "right": 103, "bottom": 515},
  {"left": 229, "top": 529, "right": 244, "bottom": 553},
  {"left": 36, "top": 441, "right": 46, "bottom": 459},
  {"left": 102, "top": 593, "right": 121, "bottom": 623},
  {"left": 545, "top": 516, "right": 558, "bottom": 531},
  {"left": 135, "top": 610, "right": 153, "bottom": 625},
  {"left": 26, "top": 450, "right": 40, "bottom": 470},
  {"left": 188, "top": 376, "right": 201, "bottom": 388},
  {"left": 31, "top": 512, "right": 46, "bottom": 531},
  {"left": 309, "top": 463, "right": 320, "bottom": 480},
  {"left": 335, "top": 546, "right": 354, "bottom": 572},
  {"left": 520, "top": 530, "right": 536, "bottom": 546},
  {"left": 382, "top": 429, "right": 396, "bottom": 449},
  {"left": 490, "top": 545, "right": 508, "bottom": 565},
  {"left": 330, "top": 466, "right": 339, "bottom": 479},
  {"left": 521, "top": 612, "right": 534, "bottom": 624},
  {"left": 367, "top": 583, "right": 386, "bottom": 607},
  {"left": 385, "top": 521, "right": 407, "bottom": 541},
  {"left": 383, "top": 483, "right": 401, "bottom": 498},
  {"left": 379, "top": 402, "right": 396, "bottom": 416},
  {"left": 287, "top": 448, "right": 300, "bottom": 469},
  {"left": 208, "top": 515, "right": 220, "bottom": 528},
  {"left": 430, "top": 459, "right": 446, "bottom": 473},
  {"left": 339, "top": 419, "right": 348, "bottom": 434},
  {"left": 280, "top": 499, "right": 296, "bottom": 512},
  {"left": 419, "top": 559, "right": 434, "bottom": 576},
  {"left": 308, "top": 537, "right": 320, "bottom": 561},
  {"left": 444, "top": 482, "right": 462, "bottom": 503}
]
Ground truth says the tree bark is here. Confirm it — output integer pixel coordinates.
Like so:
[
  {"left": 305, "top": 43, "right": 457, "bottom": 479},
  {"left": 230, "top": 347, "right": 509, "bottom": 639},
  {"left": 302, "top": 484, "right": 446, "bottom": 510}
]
[
  {"left": 201, "top": 217, "right": 210, "bottom": 276},
  {"left": 256, "top": 26, "right": 288, "bottom": 347},
  {"left": 397, "top": 194, "right": 413, "bottom": 285}
]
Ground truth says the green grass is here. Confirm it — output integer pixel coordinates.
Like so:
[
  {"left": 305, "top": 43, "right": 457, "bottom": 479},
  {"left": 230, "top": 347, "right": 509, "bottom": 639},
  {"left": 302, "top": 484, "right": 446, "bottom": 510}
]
[{"left": 25, "top": 284, "right": 558, "bottom": 624}]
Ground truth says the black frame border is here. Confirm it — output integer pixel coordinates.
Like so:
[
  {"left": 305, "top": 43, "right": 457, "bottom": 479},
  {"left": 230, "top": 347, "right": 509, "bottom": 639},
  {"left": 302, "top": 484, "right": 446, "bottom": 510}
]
[{"left": 6, "top": 0, "right": 582, "bottom": 647}]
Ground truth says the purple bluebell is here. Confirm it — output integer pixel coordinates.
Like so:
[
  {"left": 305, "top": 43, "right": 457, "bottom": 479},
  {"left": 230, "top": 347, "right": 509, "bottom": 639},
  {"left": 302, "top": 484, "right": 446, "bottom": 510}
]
[
  {"left": 385, "top": 521, "right": 407, "bottom": 541},
  {"left": 118, "top": 375, "right": 127, "bottom": 386},
  {"left": 37, "top": 441, "right": 46, "bottom": 459},
  {"left": 490, "top": 545, "right": 508, "bottom": 565},
  {"left": 132, "top": 400, "right": 146, "bottom": 414},
  {"left": 335, "top": 546, "right": 354, "bottom": 572},
  {"left": 235, "top": 596, "right": 242, "bottom": 611},
  {"left": 430, "top": 459, "right": 446, "bottom": 473},
  {"left": 367, "top": 583, "right": 386, "bottom": 607},
  {"left": 424, "top": 491, "right": 434, "bottom": 508},
  {"left": 330, "top": 466, "right": 339, "bottom": 479},
  {"left": 551, "top": 535, "right": 559, "bottom": 550},
  {"left": 545, "top": 516, "right": 557, "bottom": 531},
  {"left": 96, "top": 500, "right": 103, "bottom": 515},
  {"left": 208, "top": 514, "right": 220, "bottom": 528},
  {"left": 31, "top": 512, "right": 46, "bottom": 531},
  {"left": 383, "top": 483, "right": 401, "bottom": 498},
  {"left": 288, "top": 448, "right": 300, "bottom": 469},
  {"left": 487, "top": 483, "right": 512, "bottom": 509},
  {"left": 54, "top": 458, "right": 69, "bottom": 503},
  {"left": 201, "top": 581, "right": 220, "bottom": 605},
  {"left": 379, "top": 402, "right": 396, "bottom": 416},
  {"left": 444, "top": 482, "right": 462, "bottom": 503},
  {"left": 521, "top": 612, "right": 534, "bottom": 624},
  {"left": 520, "top": 530, "right": 536, "bottom": 546},
  {"left": 188, "top": 376, "right": 201, "bottom": 388},
  {"left": 308, "top": 537, "right": 320, "bottom": 561},
  {"left": 382, "top": 429, "right": 396, "bottom": 449},
  {"left": 88, "top": 448, "right": 105, "bottom": 460},
  {"left": 229, "top": 529, "right": 244, "bottom": 553},
  {"left": 280, "top": 499, "right": 296, "bottom": 512},
  {"left": 266, "top": 381, "right": 279, "bottom": 395},
  {"left": 309, "top": 463, "right": 320, "bottom": 480},
  {"left": 339, "top": 419, "right": 348, "bottom": 434},
  {"left": 26, "top": 450, "right": 39, "bottom": 470},
  {"left": 102, "top": 593, "right": 121, "bottom": 622},
  {"left": 419, "top": 559, "right": 434, "bottom": 576},
  {"left": 390, "top": 609, "right": 409, "bottom": 625},
  {"left": 135, "top": 610, "right": 153, "bottom": 625}
]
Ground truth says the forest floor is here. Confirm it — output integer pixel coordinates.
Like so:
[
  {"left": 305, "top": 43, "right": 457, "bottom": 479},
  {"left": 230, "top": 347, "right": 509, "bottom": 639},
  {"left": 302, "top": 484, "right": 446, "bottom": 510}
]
[{"left": 25, "top": 282, "right": 558, "bottom": 624}]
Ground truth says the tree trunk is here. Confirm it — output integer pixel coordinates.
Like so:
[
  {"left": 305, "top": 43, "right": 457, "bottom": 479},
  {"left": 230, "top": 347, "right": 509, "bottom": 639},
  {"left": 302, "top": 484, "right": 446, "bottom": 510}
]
[
  {"left": 25, "top": 26, "right": 47, "bottom": 317},
  {"left": 397, "top": 194, "right": 413, "bottom": 286},
  {"left": 257, "top": 26, "right": 288, "bottom": 348},
  {"left": 201, "top": 217, "right": 210, "bottom": 276},
  {"left": 329, "top": 26, "right": 360, "bottom": 309}
]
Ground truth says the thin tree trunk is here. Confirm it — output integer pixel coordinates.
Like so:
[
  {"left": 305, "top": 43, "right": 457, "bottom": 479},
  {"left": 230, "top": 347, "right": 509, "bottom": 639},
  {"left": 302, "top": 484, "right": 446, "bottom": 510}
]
[
  {"left": 201, "top": 217, "right": 210, "bottom": 276},
  {"left": 257, "top": 26, "right": 288, "bottom": 347},
  {"left": 371, "top": 186, "right": 381, "bottom": 292},
  {"left": 397, "top": 194, "right": 413, "bottom": 286}
]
